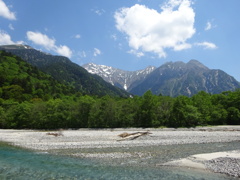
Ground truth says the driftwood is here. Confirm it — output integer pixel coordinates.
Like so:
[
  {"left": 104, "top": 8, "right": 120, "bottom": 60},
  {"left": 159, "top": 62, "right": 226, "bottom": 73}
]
[
  {"left": 46, "top": 130, "right": 63, "bottom": 137},
  {"left": 117, "top": 131, "right": 151, "bottom": 141}
]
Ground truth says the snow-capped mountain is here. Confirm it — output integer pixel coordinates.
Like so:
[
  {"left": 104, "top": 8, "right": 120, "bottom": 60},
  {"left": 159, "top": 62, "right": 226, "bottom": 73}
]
[
  {"left": 83, "top": 61, "right": 240, "bottom": 97},
  {"left": 82, "top": 63, "right": 156, "bottom": 91}
]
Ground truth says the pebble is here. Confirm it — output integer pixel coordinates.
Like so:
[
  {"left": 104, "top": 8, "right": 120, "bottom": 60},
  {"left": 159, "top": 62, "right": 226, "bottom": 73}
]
[{"left": 205, "top": 157, "right": 240, "bottom": 178}]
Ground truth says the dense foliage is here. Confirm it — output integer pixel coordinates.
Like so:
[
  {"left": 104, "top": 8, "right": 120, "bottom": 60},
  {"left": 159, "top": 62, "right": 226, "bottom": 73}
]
[
  {"left": 0, "top": 51, "right": 76, "bottom": 101},
  {"left": 0, "top": 51, "right": 240, "bottom": 129},
  {"left": 0, "top": 46, "right": 129, "bottom": 97},
  {"left": 0, "top": 90, "right": 240, "bottom": 129}
]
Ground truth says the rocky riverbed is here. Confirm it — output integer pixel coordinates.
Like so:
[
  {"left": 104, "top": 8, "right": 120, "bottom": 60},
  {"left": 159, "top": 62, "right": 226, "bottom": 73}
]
[
  {"left": 0, "top": 126, "right": 240, "bottom": 178},
  {"left": 206, "top": 157, "right": 240, "bottom": 177},
  {"left": 163, "top": 150, "right": 240, "bottom": 178}
]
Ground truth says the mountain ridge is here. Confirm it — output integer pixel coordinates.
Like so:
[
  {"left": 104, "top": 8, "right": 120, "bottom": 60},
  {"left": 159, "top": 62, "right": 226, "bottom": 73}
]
[
  {"left": 83, "top": 60, "right": 240, "bottom": 97},
  {"left": 131, "top": 60, "right": 240, "bottom": 96},
  {"left": 0, "top": 50, "right": 76, "bottom": 101},
  {"left": 0, "top": 44, "right": 130, "bottom": 97},
  {"left": 2, "top": 44, "right": 239, "bottom": 97},
  {"left": 83, "top": 63, "right": 156, "bottom": 91}
]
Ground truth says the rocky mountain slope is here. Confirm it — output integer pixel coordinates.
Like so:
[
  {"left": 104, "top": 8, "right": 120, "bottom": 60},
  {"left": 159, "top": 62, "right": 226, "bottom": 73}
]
[
  {"left": 83, "top": 63, "right": 156, "bottom": 91},
  {"left": 84, "top": 60, "right": 240, "bottom": 97},
  {"left": 131, "top": 60, "right": 240, "bottom": 96}
]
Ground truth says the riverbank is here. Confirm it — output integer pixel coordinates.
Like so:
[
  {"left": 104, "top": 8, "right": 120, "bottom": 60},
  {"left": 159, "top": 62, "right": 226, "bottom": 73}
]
[
  {"left": 162, "top": 150, "right": 240, "bottom": 177},
  {"left": 0, "top": 126, "right": 240, "bottom": 178}
]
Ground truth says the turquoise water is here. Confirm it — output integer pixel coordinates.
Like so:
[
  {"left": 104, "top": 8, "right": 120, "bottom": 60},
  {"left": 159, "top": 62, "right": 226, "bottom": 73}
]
[{"left": 0, "top": 143, "right": 237, "bottom": 180}]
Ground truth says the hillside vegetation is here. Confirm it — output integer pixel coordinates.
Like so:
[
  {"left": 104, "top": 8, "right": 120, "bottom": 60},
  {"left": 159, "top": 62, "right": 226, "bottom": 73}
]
[
  {"left": 0, "top": 45, "right": 129, "bottom": 97},
  {"left": 0, "top": 51, "right": 76, "bottom": 101},
  {"left": 0, "top": 51, "right": 240, "bottom": 129}
]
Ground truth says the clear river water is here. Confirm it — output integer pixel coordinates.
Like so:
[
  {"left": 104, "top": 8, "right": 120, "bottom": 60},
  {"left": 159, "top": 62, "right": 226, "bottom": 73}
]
[{"left": 0, "top": 141, "right": 239, "bottom": 180}]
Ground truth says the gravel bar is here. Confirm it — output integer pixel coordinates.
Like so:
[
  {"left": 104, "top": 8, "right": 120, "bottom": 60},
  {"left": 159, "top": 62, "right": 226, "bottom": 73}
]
[
  {"left": 0, "top": 126, "right": 240, "bottom": 178},
  {"left": 0, "top": 127, "right": 240, "bottom": 150},
  {"left": 205, "top": 157, "right": 240, "bottom": 177}
]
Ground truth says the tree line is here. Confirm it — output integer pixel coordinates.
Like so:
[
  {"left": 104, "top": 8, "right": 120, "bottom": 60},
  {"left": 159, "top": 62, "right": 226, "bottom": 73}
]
[
  {"left": 0, "top": 50, "right": 240, "bottom": 129},
  {"left": 0, "top": 90, "right": 240, "bottom": 129}
]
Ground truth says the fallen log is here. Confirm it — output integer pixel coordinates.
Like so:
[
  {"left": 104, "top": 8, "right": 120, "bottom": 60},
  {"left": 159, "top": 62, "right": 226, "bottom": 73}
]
[
  {"left": 117, "top": 131, "right": 151, "bottom": 141},
  {"left": 46, "top": 130, "right": 63, "bottom": 137}
]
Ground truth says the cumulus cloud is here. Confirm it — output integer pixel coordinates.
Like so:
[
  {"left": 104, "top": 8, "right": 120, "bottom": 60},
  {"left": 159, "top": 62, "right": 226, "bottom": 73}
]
[
  {"left": 0, "top": 30, "right": 14, "bottom": 45},
  {"left": 114, "top": 0, "right": 195, "bottom": 57},
  {"left": 195, "top": 41, "right": 217, "bottom": 49},
  {"left": 0, "top": 0, "right": 16, "bottom": 20},
  {"left": 0, "top": 30, "right": 23, "bottom": 45},
  {"left": 55, "top": 45, "right": 72, "bottom": 58},
  {"left": 26, "top": 31, "right": 55, "bottom": 50},
  {"left": 26, "top": 31, "right": 72, "bottom": 58},
  {"left": 93, "top": 48, "right": 101, "bottom": 57}
]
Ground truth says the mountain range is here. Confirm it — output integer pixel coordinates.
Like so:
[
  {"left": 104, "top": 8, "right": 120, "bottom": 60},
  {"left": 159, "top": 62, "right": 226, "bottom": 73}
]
[
  {"left": 0, "top": 45, "right": 129, "bottom": 97},
  {"left": 83, "top": 60, "right": 240, "bottom": 97},
  {"left": 1, "top": 44, "right": 239, "bottom": 97}
]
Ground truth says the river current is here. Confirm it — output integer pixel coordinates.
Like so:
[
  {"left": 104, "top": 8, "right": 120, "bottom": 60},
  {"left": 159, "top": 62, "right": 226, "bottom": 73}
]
[{"left": 0, "top": 141, "right": 239, "bottom": 180}]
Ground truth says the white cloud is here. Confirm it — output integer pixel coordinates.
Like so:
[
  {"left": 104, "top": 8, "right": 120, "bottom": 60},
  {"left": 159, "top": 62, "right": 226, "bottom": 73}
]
[
  {"left": 93, "top": 48, "right": 101, "bottom": 57},
  {"left": 205, "top": 20, "right": 216, "bottom": 31},
  {"left": 92, "top": 8, "right": 105, "bottom": 16},
  {"left": 8, "top": 23, "right": 14, "bottom": 30},
  {"left": 26, "top": 31, "right": 72, "bottom": 58},
  {"left": 195, "top": 41, "right": 217, "bottom": 49},
  {"left": 173, "top": 43, "right": 192, "bottom": 51},
  {"left": 114, "top": 0, "right": 195, "bottom": 58},
  {"left": 75, "top": 34, "right": 81, "bottom": 39},
  {"left": 80, "top": 51, "right": 87, "bottom": 58},
  {"left": 55, "top": 45, "right": 72, "bottom": 58},
  {"left": 205, "top": 21, "right": 212, "bottom": 31},
  {"left": 0, "top": 0, "right": 16, "bottom": 20},
  {"left": 111, "top": 34, "right": 117, "bottom": 41},
  {"left": 0, "top": 30, "right": 14, "bottom": 45},
  {"left": 128, "top": 50, "right": 144, "bottom": 57},
  {"left": 0, "top": 30, "right": 23, "bottom": 45},
  {"left": 27, "top": 31, "right": 55, "bottom": 50}
]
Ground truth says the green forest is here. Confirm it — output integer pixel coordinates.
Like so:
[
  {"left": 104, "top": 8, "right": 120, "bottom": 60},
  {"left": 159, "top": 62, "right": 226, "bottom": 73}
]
[{"left": 0, "top": 51, "right": 240, "bottom": 129}]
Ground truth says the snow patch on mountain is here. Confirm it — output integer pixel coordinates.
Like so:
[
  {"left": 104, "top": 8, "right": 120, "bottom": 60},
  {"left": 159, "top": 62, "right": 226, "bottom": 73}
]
[{"left": 83, "top": 63, "right": 156, "bottom": 91}]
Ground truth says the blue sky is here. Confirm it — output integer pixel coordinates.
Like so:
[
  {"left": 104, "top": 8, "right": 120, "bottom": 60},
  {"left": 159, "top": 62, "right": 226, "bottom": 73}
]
[{"left": 1, "top": 0, "right": 240, "bottom": 81}]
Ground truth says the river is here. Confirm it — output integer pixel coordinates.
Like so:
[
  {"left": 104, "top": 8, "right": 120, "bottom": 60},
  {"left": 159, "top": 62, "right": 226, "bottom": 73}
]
[{"left": 1, "top": 141, "right": 239, "bottom": 179}]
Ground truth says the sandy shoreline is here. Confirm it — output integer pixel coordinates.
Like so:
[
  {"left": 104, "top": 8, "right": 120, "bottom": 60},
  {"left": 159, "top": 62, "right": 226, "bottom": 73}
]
[{"left": 0, "top": 126, "right": 240, "bottom": 177}]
